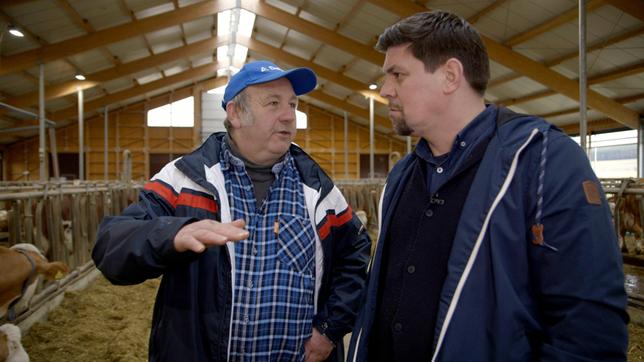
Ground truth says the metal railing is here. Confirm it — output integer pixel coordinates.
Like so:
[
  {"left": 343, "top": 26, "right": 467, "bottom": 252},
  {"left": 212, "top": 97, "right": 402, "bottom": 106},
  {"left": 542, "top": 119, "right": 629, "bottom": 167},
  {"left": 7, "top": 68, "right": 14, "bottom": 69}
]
[{"left": 0, "top": 180, "right": 143, "bottom": 323}]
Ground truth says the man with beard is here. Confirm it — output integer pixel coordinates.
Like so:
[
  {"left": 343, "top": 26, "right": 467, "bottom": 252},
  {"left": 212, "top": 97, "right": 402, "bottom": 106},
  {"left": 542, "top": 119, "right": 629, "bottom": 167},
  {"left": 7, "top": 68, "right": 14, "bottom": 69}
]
[{"left": 348, "top": 10, "right": 628, "bottom": 362}]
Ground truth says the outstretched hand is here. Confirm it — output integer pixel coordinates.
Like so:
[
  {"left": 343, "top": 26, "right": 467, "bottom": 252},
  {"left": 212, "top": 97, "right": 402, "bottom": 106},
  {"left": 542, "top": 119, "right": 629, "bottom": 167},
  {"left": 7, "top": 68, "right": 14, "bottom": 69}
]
[{"left": 173, "top": 219, "right": 249, "bottom": 253}]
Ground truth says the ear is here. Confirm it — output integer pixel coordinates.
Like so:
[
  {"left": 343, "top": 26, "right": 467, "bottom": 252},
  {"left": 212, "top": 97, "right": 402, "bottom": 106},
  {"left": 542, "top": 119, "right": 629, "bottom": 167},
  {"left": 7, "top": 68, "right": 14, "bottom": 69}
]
[
  {"left": 225, "top": 101, "right": 242, "bottom": 129},
  {"left": 442, "top": 58, "right": 463, "bottom": 95}
]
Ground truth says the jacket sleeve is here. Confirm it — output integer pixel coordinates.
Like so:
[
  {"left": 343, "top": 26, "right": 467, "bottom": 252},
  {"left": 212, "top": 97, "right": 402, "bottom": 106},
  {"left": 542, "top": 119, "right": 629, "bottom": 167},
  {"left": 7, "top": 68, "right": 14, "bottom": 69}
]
[
  {"left": 313, "top": 187, "right": 372, "bottom": 344},
  {"left": 529, "top": 132, "right": 628, "bottom": 360},
  {"left": 92, "top": 178, "right": 199, "bottom": 285}
]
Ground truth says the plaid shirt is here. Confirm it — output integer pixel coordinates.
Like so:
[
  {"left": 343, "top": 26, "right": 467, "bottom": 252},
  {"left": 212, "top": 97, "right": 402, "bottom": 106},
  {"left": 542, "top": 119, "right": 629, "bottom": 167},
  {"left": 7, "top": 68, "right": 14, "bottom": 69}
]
[{"left": 221, "top": 143, "right": 316, "bottom": 362}]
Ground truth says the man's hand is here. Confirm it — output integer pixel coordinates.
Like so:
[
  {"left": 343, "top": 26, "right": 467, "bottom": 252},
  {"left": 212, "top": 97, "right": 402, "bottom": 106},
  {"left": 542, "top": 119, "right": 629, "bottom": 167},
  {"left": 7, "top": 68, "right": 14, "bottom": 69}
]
[
  {"left": 304, "top": 327, "right": 334, "bottom": 362},
  {"left": 174, "top": 219, "right": 249, "bottom": 253}
]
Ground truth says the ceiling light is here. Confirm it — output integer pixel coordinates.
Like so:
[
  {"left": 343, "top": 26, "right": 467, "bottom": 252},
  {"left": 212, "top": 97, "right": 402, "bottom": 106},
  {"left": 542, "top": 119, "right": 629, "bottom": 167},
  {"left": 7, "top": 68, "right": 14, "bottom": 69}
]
[
  {"left": 8, "top": 26, "right": 24, "bottom": 38},
  {"left": 368, "top": 83, "right": 377, "bottom": 90},
  {"left": 217, "top": 10, "right": 232, "bottom": 36},
  {"left": 237, "top": 9, "right": 256, "bottom": 38},
  {"left": 75, "top": 74, "right": 86, "bottom": 81},
  {"left": 232, "top": 45, "right": 248, "bottom": 64}
]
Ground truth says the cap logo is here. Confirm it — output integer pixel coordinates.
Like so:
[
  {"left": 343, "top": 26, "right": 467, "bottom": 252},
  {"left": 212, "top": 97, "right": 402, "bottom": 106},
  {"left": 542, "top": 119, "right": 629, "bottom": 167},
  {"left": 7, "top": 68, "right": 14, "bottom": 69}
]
[{"left": 260, "top": 65, "right": 282, "bottom": 72}]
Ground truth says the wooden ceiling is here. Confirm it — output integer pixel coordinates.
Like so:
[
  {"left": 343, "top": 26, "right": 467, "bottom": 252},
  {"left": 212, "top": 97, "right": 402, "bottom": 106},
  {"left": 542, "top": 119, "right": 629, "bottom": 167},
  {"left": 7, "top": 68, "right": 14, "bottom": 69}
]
[{"left": 0, "top": 0, "right": 642, "bottom": 143}]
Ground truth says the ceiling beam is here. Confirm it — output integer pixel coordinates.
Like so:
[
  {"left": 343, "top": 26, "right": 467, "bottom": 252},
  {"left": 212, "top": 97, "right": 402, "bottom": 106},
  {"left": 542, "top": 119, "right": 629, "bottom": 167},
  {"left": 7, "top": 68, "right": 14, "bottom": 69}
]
[
  {"left": 0, "top": 0, "right": 38, "bottom": 7},
  {"left": 366, "top": 0, "right": 639, "bottom": 129},
  {"left": 119, "top": 0, "right": 156, "bottom": 62},
  {"left": 5, "top": 36, "right": 227, "bottom": 108},
  {"left": 498, "top": 89, "right": 555, "bottom": 107},
  {"left": 333, "top": 0, "right": 368, "bottom": 73},
  {"left": 238, "top": 36, "right": 388, "bottom": 105},
  {"left": 588, "top": 61, "right": 644, "bottom": 85},
  {"left": 0, "top": 77, "right": 230, "bottom": 144},
  {"left": 497, "top": 60, "right": 644, "bottom": 106},
  {"left": 117, "top": 76, "right": 229, "bottom": 114},
  {"left": 488, "top": 25, "right": 644, "bottom": 88},
  {"left": 504, "top": 0, "right": 606, "bottom": 47},
  {"left": 607, "top": 0, "right": 644, "bottom": 22},
  {"left": 50, "top": 62, "right": 221, "bottom": 121},
  {"left": 538, "top": 92, "right": 644, "bottom": 119},
  {"left": 335, "top": 0, "right": 367, "bottom": 31},
  {"left": 55, "top": 0, "right": 121, "bottom": 68},
  {"left": 467, "top": 0, "right": 509, "bottom": 24},
  {"left": 0, "top": 78, "right": 403, "bottom": 146},
  {"left": 172, "top": 0, "right": 189, "bottom": 46},
  {"left": 241, "top": 0, "right": 384, "bottom": 65},
  {"left": 0, "top": 0, "right": 236, "bottom": 77},
  {"left": 0, "top": 10, "right": 70, "bottom": 85},
  {"left": 559, "top": 118, "right": 626, "bottom": 135},
  {"left": 55, "top": 0, "right": 93, "bottom": 33},
  {"left": 307, "top": 90, "right": 393, "bottom": 132}
]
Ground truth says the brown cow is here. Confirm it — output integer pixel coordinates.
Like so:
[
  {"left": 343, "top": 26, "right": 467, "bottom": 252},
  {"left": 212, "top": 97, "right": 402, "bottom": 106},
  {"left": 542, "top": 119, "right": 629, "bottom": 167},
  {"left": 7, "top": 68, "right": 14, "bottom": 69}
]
[
  {"left": 0, "top": 244, "right": 69, "bottom": 321},
  {"left": 615, "top": 194, "right": 643, "bottom": 254}
]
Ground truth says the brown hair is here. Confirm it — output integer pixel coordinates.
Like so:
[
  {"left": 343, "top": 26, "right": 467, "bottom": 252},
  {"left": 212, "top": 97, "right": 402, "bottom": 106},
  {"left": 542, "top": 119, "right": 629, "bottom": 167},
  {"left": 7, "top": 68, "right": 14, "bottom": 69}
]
[{"left": 376, "top": 10, "right": 490, "bottom": 96}]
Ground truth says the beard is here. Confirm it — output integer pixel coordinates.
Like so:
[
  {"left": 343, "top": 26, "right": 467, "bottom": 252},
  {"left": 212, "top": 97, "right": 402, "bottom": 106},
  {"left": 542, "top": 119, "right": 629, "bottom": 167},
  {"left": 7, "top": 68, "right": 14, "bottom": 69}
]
[{"left": 391, "top": 114, "right": 413, "bottom": 136}]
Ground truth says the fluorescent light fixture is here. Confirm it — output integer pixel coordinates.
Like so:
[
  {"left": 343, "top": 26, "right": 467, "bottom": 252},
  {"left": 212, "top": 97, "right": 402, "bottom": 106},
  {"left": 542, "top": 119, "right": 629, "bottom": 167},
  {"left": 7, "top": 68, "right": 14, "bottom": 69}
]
[
  {"left": 238, "top": 9, "right": 256, "bottom": 38},
  {"left": 8, "top": 26, "right": 24, "bottom": 37},
  {"left": 216, "top": 45, "right": 229, "bottom": 65},
  {"left": 216, "top": 68, "right": 228, "bottom": 77},
  {"left": 233, "top": 44, "right": 248, "bottom": 64},
  {"left": 216, "top": 8, "right": 256, "bottom": 69},
  {"left": 217, "top": 10, "right": 231, "bottom": 36},
  {"left": 368, "top": 83, "right": 377, "bottom": 90},
  {"left": 216, "top": 65, "right": 240, "bottom": 78},
  {"left": 296, "top": 110, "right": 308, "bottom": 129},
  {"left": 75, "top": 74, "right": 86, "bottom": 81}
]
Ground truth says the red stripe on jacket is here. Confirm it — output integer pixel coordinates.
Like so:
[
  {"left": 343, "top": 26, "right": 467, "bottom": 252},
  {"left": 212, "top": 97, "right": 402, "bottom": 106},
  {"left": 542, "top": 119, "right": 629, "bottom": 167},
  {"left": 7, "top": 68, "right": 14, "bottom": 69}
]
[
  {"left": 318, "top": 206, "right": 353, "bottom": 240},
  {"left": 176, "top": 193, "right": 218, "bottom": 213},
  {"left": 144, "top": 181, "right": 178, "bottom": 207}
]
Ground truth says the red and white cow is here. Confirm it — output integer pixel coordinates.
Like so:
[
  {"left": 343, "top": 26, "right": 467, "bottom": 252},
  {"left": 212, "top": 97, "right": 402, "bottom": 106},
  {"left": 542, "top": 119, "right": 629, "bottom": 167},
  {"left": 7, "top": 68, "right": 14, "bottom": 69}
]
[
  {"left": 0, "top": 244, "right": 69, "bottom": 321},
  {"left": 615, "top": 194, "right": 643, "bottom": 254}
]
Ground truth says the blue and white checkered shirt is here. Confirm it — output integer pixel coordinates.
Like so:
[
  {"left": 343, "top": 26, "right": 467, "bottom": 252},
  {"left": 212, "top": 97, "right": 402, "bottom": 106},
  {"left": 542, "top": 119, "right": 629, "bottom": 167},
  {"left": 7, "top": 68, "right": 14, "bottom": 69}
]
[{"left": 221, "top": 142, "right": 316, "bottom": 362}]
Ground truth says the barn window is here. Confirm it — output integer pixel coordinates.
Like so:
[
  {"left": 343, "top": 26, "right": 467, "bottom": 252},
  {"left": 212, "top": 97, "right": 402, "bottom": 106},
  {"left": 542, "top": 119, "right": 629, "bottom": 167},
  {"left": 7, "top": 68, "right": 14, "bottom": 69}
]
[
  {"left": 147, "top": 97, "right": 194, "bottom": 127},
  {"left": 571, "top": 129, "right": 637, "bottom": 178}
]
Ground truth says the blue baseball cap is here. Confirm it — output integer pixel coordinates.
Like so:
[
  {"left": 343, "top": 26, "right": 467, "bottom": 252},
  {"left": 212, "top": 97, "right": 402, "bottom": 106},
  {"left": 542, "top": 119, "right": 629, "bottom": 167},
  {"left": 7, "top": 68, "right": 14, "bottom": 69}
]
[{"left": 221, "top": 60, "right": 317, "bottom": 110}]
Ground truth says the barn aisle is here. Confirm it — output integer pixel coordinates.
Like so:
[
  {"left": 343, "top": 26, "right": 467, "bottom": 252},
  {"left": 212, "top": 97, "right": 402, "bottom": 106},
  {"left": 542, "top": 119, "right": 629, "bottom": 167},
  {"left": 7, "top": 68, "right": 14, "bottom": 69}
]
[{"left": 21, "top": 276, "right": 159, "bottom": 362}]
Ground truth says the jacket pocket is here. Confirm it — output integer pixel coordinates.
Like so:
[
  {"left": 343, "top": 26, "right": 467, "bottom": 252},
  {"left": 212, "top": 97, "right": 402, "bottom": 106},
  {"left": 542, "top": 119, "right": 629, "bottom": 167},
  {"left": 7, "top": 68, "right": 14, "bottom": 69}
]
[{"left": 276, "top": 214, "right": 316, "bottom": 274}]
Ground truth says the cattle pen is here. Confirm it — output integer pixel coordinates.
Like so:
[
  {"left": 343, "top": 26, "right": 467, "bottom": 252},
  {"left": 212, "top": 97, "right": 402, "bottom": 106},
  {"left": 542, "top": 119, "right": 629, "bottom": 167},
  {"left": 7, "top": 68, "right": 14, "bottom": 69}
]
[
  {"left": 0, "top": 177, "right": 643, "bottom": 360},
  {"left": 0, "top": 181, "right": 140, "bottom": 330}
]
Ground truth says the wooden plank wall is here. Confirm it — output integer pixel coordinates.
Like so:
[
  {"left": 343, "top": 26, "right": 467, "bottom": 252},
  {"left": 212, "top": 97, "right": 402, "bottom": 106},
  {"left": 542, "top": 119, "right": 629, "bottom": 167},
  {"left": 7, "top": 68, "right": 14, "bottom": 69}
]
[
  {"left": 4, "top": 98, "right": 405, "bottom": 181},
  {"left": 295, "top": 103, "right": 406, "bottom": 179}
]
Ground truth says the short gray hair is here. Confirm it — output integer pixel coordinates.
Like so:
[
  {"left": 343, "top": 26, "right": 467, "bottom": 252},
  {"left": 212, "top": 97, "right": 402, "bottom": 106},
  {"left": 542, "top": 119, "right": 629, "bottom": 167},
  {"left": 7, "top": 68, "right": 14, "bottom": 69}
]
[{"left": 223, "top": 89, "right": 250, "bottom": 133}]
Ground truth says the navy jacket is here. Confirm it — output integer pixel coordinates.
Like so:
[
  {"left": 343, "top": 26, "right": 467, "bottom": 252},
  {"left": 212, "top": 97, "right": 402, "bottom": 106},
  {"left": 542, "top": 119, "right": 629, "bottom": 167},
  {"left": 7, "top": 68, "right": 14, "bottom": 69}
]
[
  {"left": 93, "top": 133, "right": 371, "bottom": 361},
  {"left": 349, "top": 107, "right": 628, "bottom": 361}
]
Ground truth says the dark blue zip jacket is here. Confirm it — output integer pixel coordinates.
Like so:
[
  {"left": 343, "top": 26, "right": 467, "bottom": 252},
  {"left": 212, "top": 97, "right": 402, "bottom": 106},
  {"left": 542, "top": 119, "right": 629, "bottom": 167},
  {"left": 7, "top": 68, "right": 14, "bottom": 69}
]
[
  {"left": 349, "top": 107, "right": 628, "bottom": 361},
  {"left": 92, "top": 132, "right": 371, "bottom": 361}
]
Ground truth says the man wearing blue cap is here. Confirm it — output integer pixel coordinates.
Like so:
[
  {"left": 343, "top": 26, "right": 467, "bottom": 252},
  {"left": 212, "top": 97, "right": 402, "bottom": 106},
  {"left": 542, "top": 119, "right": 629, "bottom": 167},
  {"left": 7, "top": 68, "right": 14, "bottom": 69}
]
[{"left": 93, "top": 60, "right": 371, "bottom": 361}]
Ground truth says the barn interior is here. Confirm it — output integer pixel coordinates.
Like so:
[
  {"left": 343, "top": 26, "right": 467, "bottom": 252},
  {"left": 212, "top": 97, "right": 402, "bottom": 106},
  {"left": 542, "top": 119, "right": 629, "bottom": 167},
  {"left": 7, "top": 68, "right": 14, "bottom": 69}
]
[{"left": 0, "top": 0, "right": 643, "bottom": 360}]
